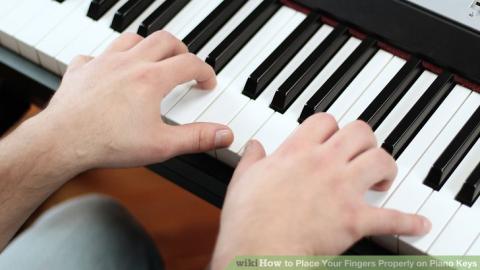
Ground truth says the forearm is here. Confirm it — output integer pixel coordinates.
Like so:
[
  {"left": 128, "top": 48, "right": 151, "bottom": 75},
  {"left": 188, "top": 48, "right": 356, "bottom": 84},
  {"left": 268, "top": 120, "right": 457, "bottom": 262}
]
[{"left": 0, "top": 113, "right": 83, "bottom": 250}]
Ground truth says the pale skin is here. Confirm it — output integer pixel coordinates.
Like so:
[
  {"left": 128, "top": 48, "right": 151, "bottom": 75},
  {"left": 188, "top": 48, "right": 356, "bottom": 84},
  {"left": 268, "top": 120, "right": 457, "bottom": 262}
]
[{"left": 0, "top": 32, "right": 431, "bottom": 269}]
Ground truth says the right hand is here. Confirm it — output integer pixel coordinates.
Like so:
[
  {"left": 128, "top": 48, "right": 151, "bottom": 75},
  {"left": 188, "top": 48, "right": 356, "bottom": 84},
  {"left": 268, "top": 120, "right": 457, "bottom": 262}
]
[{"left": 212, "top": 113, "right": 431, "bottom": 269}]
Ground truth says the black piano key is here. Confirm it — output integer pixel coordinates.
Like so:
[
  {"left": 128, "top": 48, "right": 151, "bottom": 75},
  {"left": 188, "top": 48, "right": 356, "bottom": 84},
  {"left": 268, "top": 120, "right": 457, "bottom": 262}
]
[
  {"left": 270, "top": 25, "right": 350, "bottom": 113},
  {"left": 87, "top": 0, "right": 120, "bottom": 20},
  {"left": 206, "top": 0, "right": 281, "bottom": 73},
  {"left": 137, "top": 0, "right": 190, "bottom": 37},
  {"left": 183, "top": 0, "right": 248, "bottom": 54},
  {"left": 424, "top": 106, "right": 480, "bottom": 191},
  {"left": 382, "top": 72, "right": 455, "bottom": 159},
  {"left": 358, "top": 57, "right": 423, "bottom": 130},
  {"left": 111, "top": 0, "right": 155, "bottom": 32},
  {"left": 456, "top": 162, "right": 480, "bottom": 207},
  {"left": 242, "top": 13, "right": 322, "bottom": 99},
  {"left": 298, "top": 37, "right": 378, "bottom": 123}
]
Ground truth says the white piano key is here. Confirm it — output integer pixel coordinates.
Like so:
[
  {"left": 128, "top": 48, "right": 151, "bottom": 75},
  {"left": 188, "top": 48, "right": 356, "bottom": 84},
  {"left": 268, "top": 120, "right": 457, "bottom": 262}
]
[
  {"left": 327, "top": 50, "right": 393, "bottom": 120},
  {"left": 252, "top": 37, "right": 362, "bottom": 155},
  {"left": 16, "top": 0, "right": 84, "bottom": 63},
  {"left": 216, "top": 24, "right": 334, "bottom": 163},
  {"left": 400, "top": 193, "right": 460, "bottom": 254},
  {"left": 56, "top": 24, "right": 114, "bottom": 74},
  {"left": 217, "top": 101, "right": 274, "bottom": 166},
  {"left": 373, "top": 87, "right": 472, "bottom": 255},
  {"left": 0, "top": 0, "right": 36, "bottom": 31},
  {"left": 0, "top": 0, "right": 49, "bottom": 52},
  {"left": 429, "top": 202, "right": 480, "bottom": 255},
  {"left": 48, "top": 0, "right": 129, "bottom": 72},
  {"left": 161, "top": 0, "right": 264, "bottom": 115},
  {"left": 36, "top": 1, "right": 96, "bottom": 73},
  {"left": 365, "top": 85, "right": 471, "bottom": 207},
  {"left": 166, "top": 7, "right": 298, "bottom": 125},
  {"left": 385, "top": 92, "right": 480, "bottom": 214},
  {"left": 252, "top": 112, "right": 298, "bottom": 155},
  {"left": 0, "top": 0, "right": 28, "bottom": 19},
  {"left": 467, "top": 235, "right": 480, "bottom": 255},
  {"left": 91, "top": 32, "right": 120, "bottom": 57},
  {"left": 375, "top": 71, "right": 437, "bottom": 143},
  {"left": 175, "top": 0, "right": 223, "bottom": 40},
  {"left": 401, "top": 137, "right": 480, "bottom": 254},
  {"left": 196, "top": 13, "right": 306, "bottom": 125},
  {"left": 65, "top": 0, "right": 94, "bottom": 17},
  {"left": 338, "top": 57, "right": 406, "bottom": 127}
]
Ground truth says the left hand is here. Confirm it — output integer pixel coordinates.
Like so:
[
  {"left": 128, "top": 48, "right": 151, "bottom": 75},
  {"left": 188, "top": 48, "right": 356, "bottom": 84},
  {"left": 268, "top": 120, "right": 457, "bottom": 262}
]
[{"left": 36, "top": 31, "right": 233, "bottom": 172}]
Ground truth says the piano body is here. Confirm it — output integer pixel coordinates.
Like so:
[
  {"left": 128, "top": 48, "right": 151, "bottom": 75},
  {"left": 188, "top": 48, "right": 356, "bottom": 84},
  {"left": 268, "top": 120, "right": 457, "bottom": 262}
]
[{"left": 1, "top": 0, "right": 480, "bottom": 256}]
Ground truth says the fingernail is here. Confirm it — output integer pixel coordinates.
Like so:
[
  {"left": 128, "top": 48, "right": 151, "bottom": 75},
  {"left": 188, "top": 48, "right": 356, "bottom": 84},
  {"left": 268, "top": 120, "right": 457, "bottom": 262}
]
[
  {"left": 421, "top": 217, "right": 432, "bottom": 233},
  {"left": 215, "top": 129, "right": 231, "bottom": 148}
]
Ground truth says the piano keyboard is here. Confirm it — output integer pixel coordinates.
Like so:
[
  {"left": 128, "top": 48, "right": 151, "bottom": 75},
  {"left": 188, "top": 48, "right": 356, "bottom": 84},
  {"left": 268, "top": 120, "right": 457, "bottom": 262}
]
[{"left": 1, "top": 0, "right": 480, "bottom": 256}]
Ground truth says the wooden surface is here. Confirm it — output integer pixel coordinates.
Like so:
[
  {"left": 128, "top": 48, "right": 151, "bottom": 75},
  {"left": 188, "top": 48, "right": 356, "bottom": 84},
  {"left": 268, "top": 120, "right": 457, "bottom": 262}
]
[{"left": 15, "top": 106, "right": 221, "bottom": 270}]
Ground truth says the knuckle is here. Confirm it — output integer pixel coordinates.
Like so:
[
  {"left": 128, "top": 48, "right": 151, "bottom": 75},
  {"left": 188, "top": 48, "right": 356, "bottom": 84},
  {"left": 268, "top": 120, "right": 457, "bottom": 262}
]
[
  {"left": 372, "top": 148, "right": 388, "bottom": 162},
  {"left": 73, "top": 54, "right": 85, "bottom": 61},
  {"left": 120, "top": 32, "right": 143, "bottom": 43},
  {"left": 152, "top": 30, "right": 176, "bottom": 42},
  {"left": 306, "top": 113, "right": 338, "bottom": 130},
  {"left": 152, "top": 31, "right": 186, "bottom": 52},
  {"left": 352, "top": 120, "right": 374, "bottom": 136},
  {"left": 191, "top": 126, "right": 214, "bottom": 152},
  {"left": 68, "top": 55, "right": 91, "bottom": 71},
  {"left": 181, "top": 53, "right": 206, "bottom": 70},
  {"left": 72, "top": 54, "right": 89, "bottom": 63},
  {"left": 183, "top": 52, "right": 200, "bottom": 62},
  {"left": 374, "top": 149, "right": 397, "bottom": 172}
]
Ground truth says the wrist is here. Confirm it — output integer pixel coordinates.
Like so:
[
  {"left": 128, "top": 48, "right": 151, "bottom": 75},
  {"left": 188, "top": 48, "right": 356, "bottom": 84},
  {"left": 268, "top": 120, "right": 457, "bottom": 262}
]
[{"left": 2, "top": 111, "right": 89, "bottom": 186}]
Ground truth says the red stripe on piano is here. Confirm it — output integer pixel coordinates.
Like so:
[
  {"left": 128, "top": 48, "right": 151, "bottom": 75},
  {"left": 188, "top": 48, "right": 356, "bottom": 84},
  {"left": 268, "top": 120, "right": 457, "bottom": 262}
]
[
  {"left": 283, "top": 0, "right": 480, "bottom": 94},
  {"left": 378, "top": 41, "right": 411, "bottom": 60},
  {"left": 455, "top": 75, "right": 480, "bottom": 93},
  {"left": 280, "top": 0, "right": 310, "bottom": 14},
  {"left": 348, "top": 28, "right": 367, "bottom": 40},
  {"left": 421, "top": 61, "right": 444, "bottom": 75}
]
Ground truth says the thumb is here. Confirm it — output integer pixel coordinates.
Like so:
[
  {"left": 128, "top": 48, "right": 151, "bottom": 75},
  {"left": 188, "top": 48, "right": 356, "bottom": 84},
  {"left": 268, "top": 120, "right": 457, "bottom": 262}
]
[
  {"left": 231, "top": 140, "right": 266, "bottom": 182},
  {"left": 164, "top": 122, "right": 233, "bottom": 156}
]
